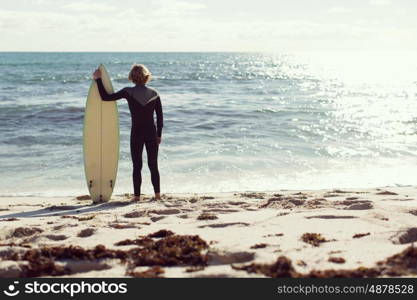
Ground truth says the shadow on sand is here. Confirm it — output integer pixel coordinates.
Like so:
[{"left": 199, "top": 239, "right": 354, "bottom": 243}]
[{"left": 0, "top": 200, "right": 146, "bottom": 219}]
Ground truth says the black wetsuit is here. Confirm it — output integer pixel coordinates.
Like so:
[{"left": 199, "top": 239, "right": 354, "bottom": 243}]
[{"left": 95, "top": 78, "right": 163, "bottom": 196}]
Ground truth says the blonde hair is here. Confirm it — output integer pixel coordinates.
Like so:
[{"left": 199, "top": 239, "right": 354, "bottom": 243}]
[{"left": 128, "top": 64, "right": 152, "bottom": 85}]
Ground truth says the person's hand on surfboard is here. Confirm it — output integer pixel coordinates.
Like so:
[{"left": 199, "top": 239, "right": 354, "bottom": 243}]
[{"left": 92, "top": 68, "right": 102, "bottom": 80}]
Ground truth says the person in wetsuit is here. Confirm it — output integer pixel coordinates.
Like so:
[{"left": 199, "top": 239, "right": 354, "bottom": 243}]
[{"left": 92, "top": 64, "right": 163, "bottom": 201}]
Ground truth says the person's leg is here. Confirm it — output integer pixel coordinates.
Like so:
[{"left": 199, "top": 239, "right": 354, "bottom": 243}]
[
  {"left": 145, "top": 134, "right": 160, "bottom": 200},
  {"left": 130, "top": 132, "right": 145, "bottom": 200}
]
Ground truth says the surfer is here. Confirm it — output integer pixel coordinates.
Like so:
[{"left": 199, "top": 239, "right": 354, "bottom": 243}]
[{"left": 93, "top": 64, "right": 163, "bottom": 201}]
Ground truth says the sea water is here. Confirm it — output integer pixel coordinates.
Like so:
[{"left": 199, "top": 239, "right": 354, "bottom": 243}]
[{"left": 0, "top": 52, "right": 416, "bottom": 196}]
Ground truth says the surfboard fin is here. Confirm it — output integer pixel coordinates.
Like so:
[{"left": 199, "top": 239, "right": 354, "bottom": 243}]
[
  {"left": 110, "top": 180, "right": 113, "bottom": 189},
  {"left": 89, "top": 180, "right": 93, "bottom": 188}
]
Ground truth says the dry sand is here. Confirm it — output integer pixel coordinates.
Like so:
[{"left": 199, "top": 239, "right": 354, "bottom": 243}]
[{"left": 0, "top": 186, "right": 416, "bottom": 278}]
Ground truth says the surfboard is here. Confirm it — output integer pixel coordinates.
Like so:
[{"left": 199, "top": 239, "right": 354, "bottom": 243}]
[{"left": 83, "top": 64, "right": 119, "bottom": 203}]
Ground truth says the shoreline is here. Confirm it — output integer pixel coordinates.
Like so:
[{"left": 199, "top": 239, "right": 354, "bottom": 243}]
[
  {"left": 0, "top": 186, "right": 416, "bottom": 277},
  {"left": 1, "top": 183, "right": 415, "bottom": 198}
]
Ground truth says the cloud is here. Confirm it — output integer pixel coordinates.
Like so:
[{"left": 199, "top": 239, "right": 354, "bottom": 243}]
[
  {"left": 152, "top": 0, "right": 206, "bottom": 17},
  {"left": 0, "top": 0, "right": 416, "bottom": 52},
  {"left": 369, "top": 0, "right": 391, "bottom": 6},
  {"left": 326, "top": 6, "right": 352, "bottom": 14},
  {"left": 63, "top": 2, "right": 117, "bottom": 12}
]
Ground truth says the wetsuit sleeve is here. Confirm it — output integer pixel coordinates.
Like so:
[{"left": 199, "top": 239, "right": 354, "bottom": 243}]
[
  {"left": 95, "top": 78, "right": 129, "bottom": 101},
  {"left": 155, "top": 97, "right": 163, "bottom": 137}
]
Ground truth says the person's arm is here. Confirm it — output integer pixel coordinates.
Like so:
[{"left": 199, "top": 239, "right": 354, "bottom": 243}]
[
  {"left": 155, "top": 97, "right": 163, "bottom": 138},
  {"left": 95, "top": 78, "right": 128, "bottom": 101}
]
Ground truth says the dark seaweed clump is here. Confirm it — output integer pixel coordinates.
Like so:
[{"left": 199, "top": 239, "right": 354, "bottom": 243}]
[
  {"left": 1, "top": 232, "right": 209, "bottom": 278},
  {"left": 233, "top": 245, "right": 417, "bottom": 278},
  {"left": 250, "top": 243, "right": 268, "bottom": 249},
  {"left": 114, "top": 237, "right": 154, "bottom": 247},
  {"left": 301, "top": 233, "right": 332, "bottom": 247},
  {"left": 127, "top": 235, "right": 209, "bottom": 267},
  {"left": 127, "top": 266, "right": 165, "bottom": 278},
  {"left": 147, "top": 229, "right": 174, "bottom": 238},
  {"left": 197, "top": 213, "right": 218, "bottom": 220},
  {"left": 382, "top": 245, "right": 417, "bottom": 275},
  {"left": 115, "top": 233, "right": 208, "bottom": 267},
  {"left": 353, "top": 232, "right": 371, "bottom": 239},
  {"left": 233, "top": 256, "right": 300, "bottom": 277},
  {"left": 1, "top": 245, "right": 127, "bottom": 277},
  {"left": 328, "top": 257, "right": 346, "bottom": 264}
]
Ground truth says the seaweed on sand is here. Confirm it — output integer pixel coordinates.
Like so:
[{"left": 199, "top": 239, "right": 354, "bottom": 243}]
[
  {"left": 250, "top": 243, "right": 268, "bottom": 249},
  {"left": 127, "top": 266, "right": 165, "bottom": 278},
  {"left": 2, "top": 233, "right": 209, "bottom": 277},
  {"left": 328, "top": 257, "right": 345, "bottom": 264},
  {"left": 301, "top": 233, "right": 333, "bottom": 247},
  {"left": 232, "top": 256, "right": 300, "bottom": 278},
  {"left": 1, "top": 245, "right": 128, "bottom": 277},
  {"left": 147, "top": 229, "right": 174, "bottom": 238},
  {"left": 233, "top": 245, "right": 417, "bottom": 278},
  {"left": 197, "top": 213, "right": 218, "bottom": 220},
  {"left": 127, "top": 235, "right": 209, "bottom": 267},
  {"left": 353, "top": 232, "right": 370, "bottom": 239},
  {"left": 114, "top": 237, "right": 154, "bottom": 247}
]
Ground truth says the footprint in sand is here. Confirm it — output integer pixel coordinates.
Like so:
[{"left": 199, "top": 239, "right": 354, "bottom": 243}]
[
  {"left": 345, "top": 202, "right": 373, "bottom": 210},
  {"left": 102, "top": 201, "right": 132, "bottom": 207},
  {"left": 240, "top": 192, "right": 266, "bottom": 199},
  {"left": 53, "top": 224, "right": 78, "bottom": 231},
  {"left": 208, "top": 250, "right": 254, "bottom": 265},
  {"left": 109, "top": 223, "right": 137, "bottom": 229},
  {"left": 198, "top": 222, "right": 249, "bottom": 228},
  {"left": 150, "top": 216, "right": 165, "bottom": 222},
  {"left": 77, "top": 228, "right": 96, "bottom": 238},
  {"left": 202, "top": 209, "right": 239, "bottom": 214},
  {"left": 124, "top": 211, "right": 147, "bottom": 218},
  {"left": 305, "top": 215, "right": 357, "bottom": 219},
  {"left": 65, "top": 261, "right": 111, "bottom": 273},
  {"left": 8, "top": 227, "right": 43, "bottom": 238},
  {"left": 260, "top": 197, "right": 306, "bottom": 209},
  {"left": 150, "top": 209, "right": 181, "bottom": 215},
  {"left": 336, "top": 200, "right": 373, "bottom": 210},
  {"left": 376, "top": 190, "right": 398, "bottom": 195},
  {"left": 227, "top": 201, "right": 247, "bottom": 206},
  {"left": 197, "top": 213, "right": 218, "bottom": 220},
  {"left": 45, "top": 234, "right": 68, "bottom": 241},
  {"left": 391, "top": 228, "right": 417, "bottom": 244}
]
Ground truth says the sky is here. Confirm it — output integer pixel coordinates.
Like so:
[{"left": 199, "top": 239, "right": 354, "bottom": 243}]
[{"left": 0, "top": 0, "right": 416, "bottom": 52}]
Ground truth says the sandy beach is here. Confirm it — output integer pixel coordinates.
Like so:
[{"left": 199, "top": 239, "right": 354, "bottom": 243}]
[{"left": 0, "top": 186, "right": 416, "bottom": 278}]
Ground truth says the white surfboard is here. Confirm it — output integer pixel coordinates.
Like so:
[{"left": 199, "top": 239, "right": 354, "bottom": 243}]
[{"left": 83, "top": 64, "right": 119, "bottom": 203}]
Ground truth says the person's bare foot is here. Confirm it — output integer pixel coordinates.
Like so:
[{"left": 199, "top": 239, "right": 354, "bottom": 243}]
[
  {"left": 155, "top": 193, "right": 161, "bottom": 200},
  {"left": 131, "top": 195, "right": 141, "bottom": 202}
]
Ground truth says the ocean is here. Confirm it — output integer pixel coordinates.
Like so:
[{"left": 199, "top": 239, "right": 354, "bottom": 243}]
[{"left": 0, "top": 52, "right": 416, "bottom": 196}]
